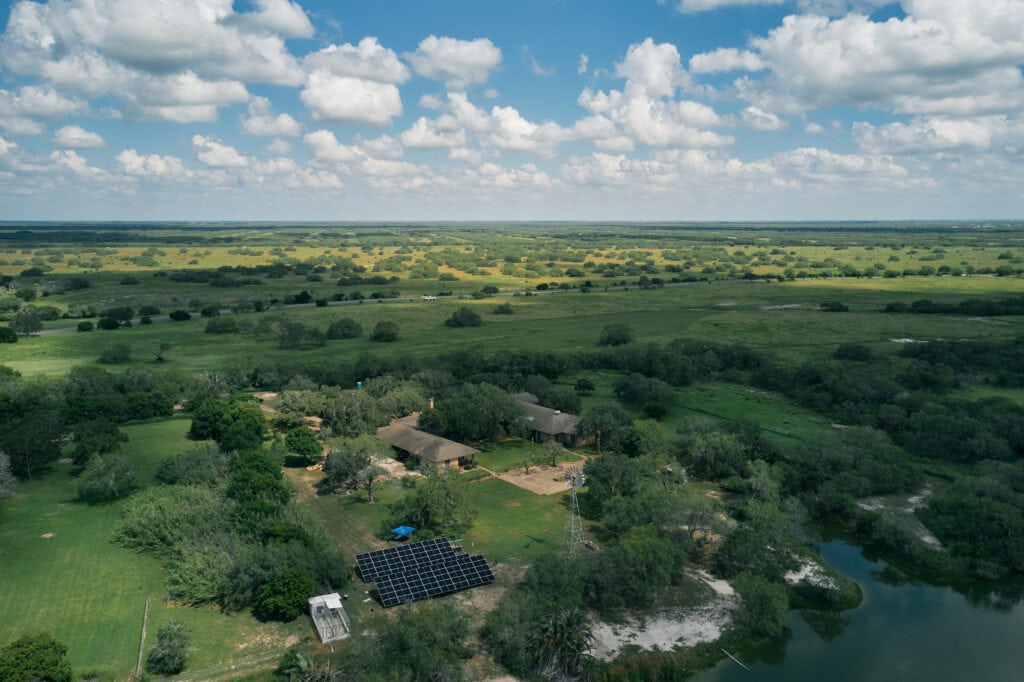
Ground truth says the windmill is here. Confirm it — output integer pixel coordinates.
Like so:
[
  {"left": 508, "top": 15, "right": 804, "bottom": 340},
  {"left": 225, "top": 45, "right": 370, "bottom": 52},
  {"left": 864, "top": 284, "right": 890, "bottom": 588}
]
[{"left": 563, "top": 466, "right": 586, "bottom": 556}]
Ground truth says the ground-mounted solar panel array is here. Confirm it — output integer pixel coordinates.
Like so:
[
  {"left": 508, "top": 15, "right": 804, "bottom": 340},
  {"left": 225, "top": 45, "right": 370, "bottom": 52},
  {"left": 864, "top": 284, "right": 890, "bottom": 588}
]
[{"left": 355, "top": 537, "right": 496, "bottom": 607}]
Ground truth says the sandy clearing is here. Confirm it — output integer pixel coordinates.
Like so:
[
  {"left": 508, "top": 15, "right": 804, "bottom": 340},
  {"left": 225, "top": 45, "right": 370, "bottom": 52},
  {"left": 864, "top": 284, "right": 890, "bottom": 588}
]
[
  {"left": 590, "top": 571, "right": 738, "bottom": 662},
  {"left": 590, "top": 596, "right": 738, "bottom": 661},
  {"left": 785, "top": 559, "right": 837, "bottom": 589},
  {"left": 496, "top": 460, "right": 584, "bottom": 495}
]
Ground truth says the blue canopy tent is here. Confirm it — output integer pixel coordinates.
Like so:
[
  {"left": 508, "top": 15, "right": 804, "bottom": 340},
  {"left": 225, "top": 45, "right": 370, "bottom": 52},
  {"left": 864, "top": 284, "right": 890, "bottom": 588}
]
[{"left": 391, "top": 525, "right": 416, "bottom": 539}]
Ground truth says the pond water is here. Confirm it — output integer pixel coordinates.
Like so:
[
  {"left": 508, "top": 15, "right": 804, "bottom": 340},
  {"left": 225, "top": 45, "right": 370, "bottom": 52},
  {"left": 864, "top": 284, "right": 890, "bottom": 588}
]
[{"left": 695, "top": 541, "right": 1024, "bottom": 682}]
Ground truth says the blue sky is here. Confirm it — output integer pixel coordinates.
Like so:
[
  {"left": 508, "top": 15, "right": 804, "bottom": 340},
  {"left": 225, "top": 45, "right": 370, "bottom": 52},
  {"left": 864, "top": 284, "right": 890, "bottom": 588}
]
[{"left": 0, "top": 0, "right": 1021, "bottom": 220}]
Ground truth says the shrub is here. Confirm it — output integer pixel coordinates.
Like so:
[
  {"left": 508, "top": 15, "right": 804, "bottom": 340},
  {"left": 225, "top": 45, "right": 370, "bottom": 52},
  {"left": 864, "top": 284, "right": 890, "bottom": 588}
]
[
  {"left": 326, "top": 317, "right": 362, "bottom": 339},
  {"left": 139, "top": 316, "right": 153, "bottom": 325},
  {"left": 599, "top": 323, "right": 634, "bottom": 346},
  {"left": 0, "top": 327, "right": 16, "bottom": 343},
  {"left": 146, "top": 621, "right": 191, "bottom": 675},
  {"left": 98, "top": 343, "right": 131, "bottom": 364},
  {"left": 205, "top": 317, "right": 240, "bottom": 334},
  {"left": 138, "top": 304, "right": 161, "bottom": 316},
  {"left": 445, "top": 307, "right": 482, "bottom": 328},
  {"left": 253, "top": 570, "right": 315, "bottom": 621},
  {"left": 370, "top": 320, "right": 399, "bottom": 342},
  {"left": 77, "top": 453, "right": 139, "bottom": 503},
  {"left": 120, "top": 276, "right": 141, "bottom": 285},
  {"left": 169, "top": 310, "right": 192, "bottom": 321},
  {"left": 96, "top": 316, "right": 121, "bottom": 330},
  {"left": 200, "top": 305, "right": 220, "bottom": 317},
  {"left": 493, "top": 302, "right": 514, "bottom": 315}
]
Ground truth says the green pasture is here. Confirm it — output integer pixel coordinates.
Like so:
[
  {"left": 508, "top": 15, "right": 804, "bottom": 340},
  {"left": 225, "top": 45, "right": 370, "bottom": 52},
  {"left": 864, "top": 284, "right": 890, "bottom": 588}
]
[
  {"left": 671, "top": 382, "right": 835, "bottom": 441},
  {"left": 0, "top": 419, "right": 308, "bottom": 680},
  {"left": 6, "top": 276, "right": 1023, "bottom": 377},
  {"left": 475, "top": 440, "right": 583, "bottom": 473},
  {"left": 462, "top": 477, "right": 570, "bottom": 565}
]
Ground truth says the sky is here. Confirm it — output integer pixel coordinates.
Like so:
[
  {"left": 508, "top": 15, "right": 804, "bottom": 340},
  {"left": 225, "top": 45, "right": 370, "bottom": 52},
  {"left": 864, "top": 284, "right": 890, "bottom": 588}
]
[{"left": 0, "top": 0, "right": 1022, "bottom": 221}]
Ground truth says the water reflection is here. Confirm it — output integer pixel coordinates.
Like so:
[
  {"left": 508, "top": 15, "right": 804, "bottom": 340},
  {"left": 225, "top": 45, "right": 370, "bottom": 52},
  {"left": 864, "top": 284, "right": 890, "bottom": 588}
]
[{"left": 694, "top": 540, "right": 1024, "bottom": 682}]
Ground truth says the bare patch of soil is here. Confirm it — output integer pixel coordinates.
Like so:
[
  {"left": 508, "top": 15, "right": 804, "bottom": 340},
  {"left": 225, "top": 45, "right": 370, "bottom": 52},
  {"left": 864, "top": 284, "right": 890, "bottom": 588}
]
[
  {"left": 496, "top": 461, "right": 579, "bottom": 495},
  {"left": 41, "top": 532, "right": 55, "bottom": 538}
]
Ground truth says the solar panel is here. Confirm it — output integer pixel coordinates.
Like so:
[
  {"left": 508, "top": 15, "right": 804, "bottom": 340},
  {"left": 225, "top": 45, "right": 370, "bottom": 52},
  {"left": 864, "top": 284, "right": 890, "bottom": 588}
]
[{"left": 355, "top": 537, "right": 495, "bottom": 607}]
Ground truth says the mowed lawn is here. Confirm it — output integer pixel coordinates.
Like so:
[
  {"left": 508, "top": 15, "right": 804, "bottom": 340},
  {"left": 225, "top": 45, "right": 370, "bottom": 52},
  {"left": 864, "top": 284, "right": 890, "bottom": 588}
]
[{"left": 0, "top": 418, "right": 310, "bottom": 680}]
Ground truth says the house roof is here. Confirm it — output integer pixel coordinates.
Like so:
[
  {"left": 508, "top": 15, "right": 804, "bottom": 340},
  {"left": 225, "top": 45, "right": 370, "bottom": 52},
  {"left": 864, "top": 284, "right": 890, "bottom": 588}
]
[
  {"left": 376, "top": 417, "right": 479, "bottom": 464},
  {"left": 514, "top": 394, "right": 579, "bottom": 436}
]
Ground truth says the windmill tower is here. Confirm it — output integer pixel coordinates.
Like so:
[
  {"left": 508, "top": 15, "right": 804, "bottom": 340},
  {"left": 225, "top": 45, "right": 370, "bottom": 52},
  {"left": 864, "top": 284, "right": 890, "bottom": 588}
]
[{"left": 563, "top": 466, "right": 586, "bottom": 556}]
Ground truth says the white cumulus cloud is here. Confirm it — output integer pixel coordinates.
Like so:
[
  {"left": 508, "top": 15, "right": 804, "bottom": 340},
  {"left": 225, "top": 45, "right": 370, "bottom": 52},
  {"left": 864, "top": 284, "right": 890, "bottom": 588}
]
[
  {"left": 301, "top": 72, "right": 403, "bottom": 126},
  {"left": 241, "top": 97, "right": 301, "bottom": 137},
  {"left": 193, "top": 134, "right": 248, "bottom": 168},
  {"left": 303, "top": 37, "right": 411, "bottom": 84},
  {"left": 54, "top": 125, "right": 105, "bottom": 148},
  {"left": 406, "top": 36, "right": 502, "bottom": 89}
]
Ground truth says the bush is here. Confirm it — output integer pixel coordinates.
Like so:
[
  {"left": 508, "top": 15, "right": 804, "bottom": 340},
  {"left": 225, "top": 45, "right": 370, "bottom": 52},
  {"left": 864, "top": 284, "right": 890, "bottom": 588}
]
[
  {"left": 98, "top": 343, "right": 131, "bottom": 364},
  {"left": 77, "top": 452, "right": 139, "bottom": 503},
  {"left": 96, "top": 316, "right": 121, "bottom": 330},
  {"left": 200, "top": 305, "right": 220, "bottom": 317},
  {"left": 599, "top": 323, "right": 634, "bottom": 346},
  {"left": 253, "top": 570, "right": 315, "bottom": 621},
  {"left": 138, "top": 304, "right": 161, "bottom": 316},
  {"left": 370, "top": 320, "right": 399, "bottom": 342},
  {"left": 169, "top": 310, "right": 192, "bottom": 321},
  {"left": 493, "top": 302, "right": 514, "bottom": 314},
  {"left": 834, "top": 342, "right": 873, "bottom": 361},
  {"left": 445, "top": 307, "right": 482, "bottom": 328},
  {"left": 146, "top": 621, "right": 191, "bottom": 675},
  {"left": 327, "top": 317, "right": 362, "bottom": 339},
  {"left": 120, "top": 276, "right": 141, "bottom": 285},
  {"left": 0, "top": 327, "right": 16, "bottom": 343},
  {"left": 205, "top": 317, "right": 240, "bottom": 334}
]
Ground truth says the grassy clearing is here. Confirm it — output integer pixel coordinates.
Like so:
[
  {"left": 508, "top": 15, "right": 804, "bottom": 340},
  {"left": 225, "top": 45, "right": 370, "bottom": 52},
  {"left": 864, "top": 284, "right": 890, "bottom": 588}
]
[
  {"left": 462, "top": 477, "right": 570, "bottom": 565},
  {"left": 475, "top": 440, "right": 582, "bottom": 473},
  {"left": 670, "top": 382, "right": 835, "bottom": 441},
  {"left": 0, "top": 420, "right": 309, "bottom": 680}
]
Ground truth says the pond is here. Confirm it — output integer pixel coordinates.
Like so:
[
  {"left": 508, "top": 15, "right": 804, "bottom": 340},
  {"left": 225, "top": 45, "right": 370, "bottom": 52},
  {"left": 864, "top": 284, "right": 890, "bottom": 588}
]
[{"left": 695, "top": 541, "right": 1024, "bottom": 682}]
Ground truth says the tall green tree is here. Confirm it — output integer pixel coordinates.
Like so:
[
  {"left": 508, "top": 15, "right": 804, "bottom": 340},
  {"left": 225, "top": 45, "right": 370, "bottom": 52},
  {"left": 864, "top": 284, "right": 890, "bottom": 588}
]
[
  {"left": 323, "top": 435, "right": 379, "bottom": 489},
  {"left": 386, "top": 470, "right": 476, "bottom": 538},
  {"left": 418, "top": 383, "right": 526, "bottom": 442},
  {"left": 10, "top": 310, "right": 42, "bottom": 336},
  {"left": 284, "top": 426, "right": 322, "bottom": 464},
  {"left": 576, "top": 402, "right": 634, "bottom": 454},
  {"left": 0, "top": 632, "right": 73, "bottom": 682}
]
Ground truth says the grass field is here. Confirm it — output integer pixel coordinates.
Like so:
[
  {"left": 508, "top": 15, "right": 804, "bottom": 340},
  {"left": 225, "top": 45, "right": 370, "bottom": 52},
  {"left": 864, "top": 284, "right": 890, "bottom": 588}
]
[
  {"left": 0, "top": 419, "right": 309, "bottom": 680},
  {"left": 5, "top": 276, "right": 1023, "bottom": 377},
  {"left": 475, "top": 440, "right": 583, "bottom": 473}
]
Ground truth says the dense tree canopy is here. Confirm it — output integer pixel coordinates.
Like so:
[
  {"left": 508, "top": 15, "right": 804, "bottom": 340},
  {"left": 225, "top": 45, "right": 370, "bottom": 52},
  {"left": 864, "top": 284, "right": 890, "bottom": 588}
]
[
  {"left": 0, "top": 632, "right": 73, "bottom": 682},
  {"left": 419, "top": 383, "right": 526, "bottom": 443}
]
